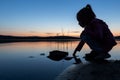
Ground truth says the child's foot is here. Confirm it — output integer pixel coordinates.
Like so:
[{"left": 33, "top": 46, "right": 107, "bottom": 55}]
[
  {"left": 84, "top": 51, "right": 98, "bottom": 59},
  {"left": 85, "top": 53, "right": 96, "bottom": 58},
  {"left": 94, "top": 53, "right": 111, "bottom": 60},
  {"left": 84, "top": 51, "right": 111, "bottom": 62},
  {"left": 84, "top": 54, "right": 96, "bottom": 61}
]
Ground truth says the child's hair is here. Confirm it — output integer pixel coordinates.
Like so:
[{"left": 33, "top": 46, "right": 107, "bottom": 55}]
[{"left": 77, "top": 4, "right": 96, "bottom": 27}]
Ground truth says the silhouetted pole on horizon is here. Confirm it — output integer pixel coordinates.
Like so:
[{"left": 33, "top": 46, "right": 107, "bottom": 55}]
[{"left": 61, "top": 28, "right": 64, "bottom": 36}]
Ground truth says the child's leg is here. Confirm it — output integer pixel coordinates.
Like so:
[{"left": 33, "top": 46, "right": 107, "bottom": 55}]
[
  {"left": 81, "top": 35, "right": 103, "bottom": 52},
  {"left": 81, "top": 35, "right": 111, "bottom": 59}
]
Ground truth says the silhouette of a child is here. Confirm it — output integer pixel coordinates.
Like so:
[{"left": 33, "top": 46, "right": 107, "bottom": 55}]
[{"left": 73, "top": 4, "right": 117, "bottom": 60}]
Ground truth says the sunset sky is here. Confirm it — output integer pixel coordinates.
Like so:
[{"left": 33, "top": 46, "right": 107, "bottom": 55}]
[{"left": 0, "top": 0, "right": 120, "bottom": 37}]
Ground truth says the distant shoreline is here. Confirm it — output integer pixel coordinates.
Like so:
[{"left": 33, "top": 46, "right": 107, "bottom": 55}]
[
  {"left": 0, "top": 39, "right": 81, "bottom": 43},
  {"left": 0, "top": 35, "right": 80, "bottom": 43},
  {"left": 0, "top": 35, "right": 120, "bottom": 43}
]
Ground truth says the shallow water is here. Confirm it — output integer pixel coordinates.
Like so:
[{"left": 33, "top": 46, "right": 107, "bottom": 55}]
[{"left": 0, "top": 41, "right": 120, "bottom": 80}]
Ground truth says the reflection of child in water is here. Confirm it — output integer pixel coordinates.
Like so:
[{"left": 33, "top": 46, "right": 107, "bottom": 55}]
[{"left": 73, "top": 4, "right": 117, "bottom": 60}]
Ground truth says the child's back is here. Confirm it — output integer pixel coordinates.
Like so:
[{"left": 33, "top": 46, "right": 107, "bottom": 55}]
[{"left": 83, "top": 18, "right": 117, "bottom": 52}]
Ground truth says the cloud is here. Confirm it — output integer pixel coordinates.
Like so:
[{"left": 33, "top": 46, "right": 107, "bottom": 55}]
[
  {"left": 29, "top": 31, "right": 37, "bottom": 33},
  {"left": 70, "top": 31, "right": 80, "bottom": 33},
  {"left": 45, "top": 33, "right": 54, "bottom": 35}
]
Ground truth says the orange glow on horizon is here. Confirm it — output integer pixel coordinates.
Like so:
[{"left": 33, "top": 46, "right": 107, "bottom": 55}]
[
  {"left": 0, "top": 31, "right": 119, "bottom": 37},
  {"left": 0, "top": 32, "right": 80, "bottom": 37}
]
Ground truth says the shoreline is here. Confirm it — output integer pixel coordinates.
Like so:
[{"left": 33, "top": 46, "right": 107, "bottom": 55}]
[
  {"left": 0, "top": 39, "right": 120, "bottom": 44},
  {"left": 0, "top": 35, "right": 120, "bottom": 43},
  {"left": 0, "top": 39, "right": 81, "bottom": 43}
]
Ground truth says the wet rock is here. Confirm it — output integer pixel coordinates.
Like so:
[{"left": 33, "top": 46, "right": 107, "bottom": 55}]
[
  {"left": 28, "top": 56, "right": 35, "bottom": 58},
  {"left": 47, "top": 50, "right": 68, "bottom": 61},
  {"left": 40, "top": 53, "right": 45, "bottom": 56}
]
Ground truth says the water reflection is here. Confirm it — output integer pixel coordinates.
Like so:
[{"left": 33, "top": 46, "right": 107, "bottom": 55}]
[
  {"left": 0, "top": 41, "right": 120, "bottom": 80},
  {"left": 47, "top": 50, "right": 82, "bottom": 64}
]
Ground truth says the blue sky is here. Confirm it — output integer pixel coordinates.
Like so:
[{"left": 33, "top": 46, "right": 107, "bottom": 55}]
[{"left": 0, "top": 0, "right": 120, "bottom": 36}]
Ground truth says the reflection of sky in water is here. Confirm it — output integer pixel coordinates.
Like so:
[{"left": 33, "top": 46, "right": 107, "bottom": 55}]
[
  {"left": 109, "top": 41, "right": 120, "bottom": 60},
  {"left": 0, "top": 41, "right": 120, "bottom": 80}
]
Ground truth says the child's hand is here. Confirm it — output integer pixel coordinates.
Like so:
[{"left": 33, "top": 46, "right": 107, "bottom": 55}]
[{"left": 73, "top": 49, "right": 77, "bottom": 56}]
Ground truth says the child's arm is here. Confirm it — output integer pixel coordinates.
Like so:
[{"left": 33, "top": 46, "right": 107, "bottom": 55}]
[{"left": 73, "top": 40, "right": 85, "bottom": 56}]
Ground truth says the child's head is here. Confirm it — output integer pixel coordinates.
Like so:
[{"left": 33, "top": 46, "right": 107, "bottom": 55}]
[{"left": 76, "top": 4, "right": 96, "bottom": 27}]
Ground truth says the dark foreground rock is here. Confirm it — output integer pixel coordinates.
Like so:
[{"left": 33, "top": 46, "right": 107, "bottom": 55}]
[{"left": 56, "top": 60, "right": 120, "bottom": 80}]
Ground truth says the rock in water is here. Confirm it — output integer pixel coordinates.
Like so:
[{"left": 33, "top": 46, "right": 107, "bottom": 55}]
[{"left": 48, "top": 50, "right": 68, "bottom": 61}]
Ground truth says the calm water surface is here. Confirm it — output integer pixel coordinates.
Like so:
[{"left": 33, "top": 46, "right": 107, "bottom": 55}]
[{"left": 0, "top": 41, "right": 120, "bottom": 80}]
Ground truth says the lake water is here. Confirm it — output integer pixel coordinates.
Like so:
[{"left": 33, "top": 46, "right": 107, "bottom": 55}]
[{"left": 0, "top": 41, "right": 120, "bottom": 80}]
